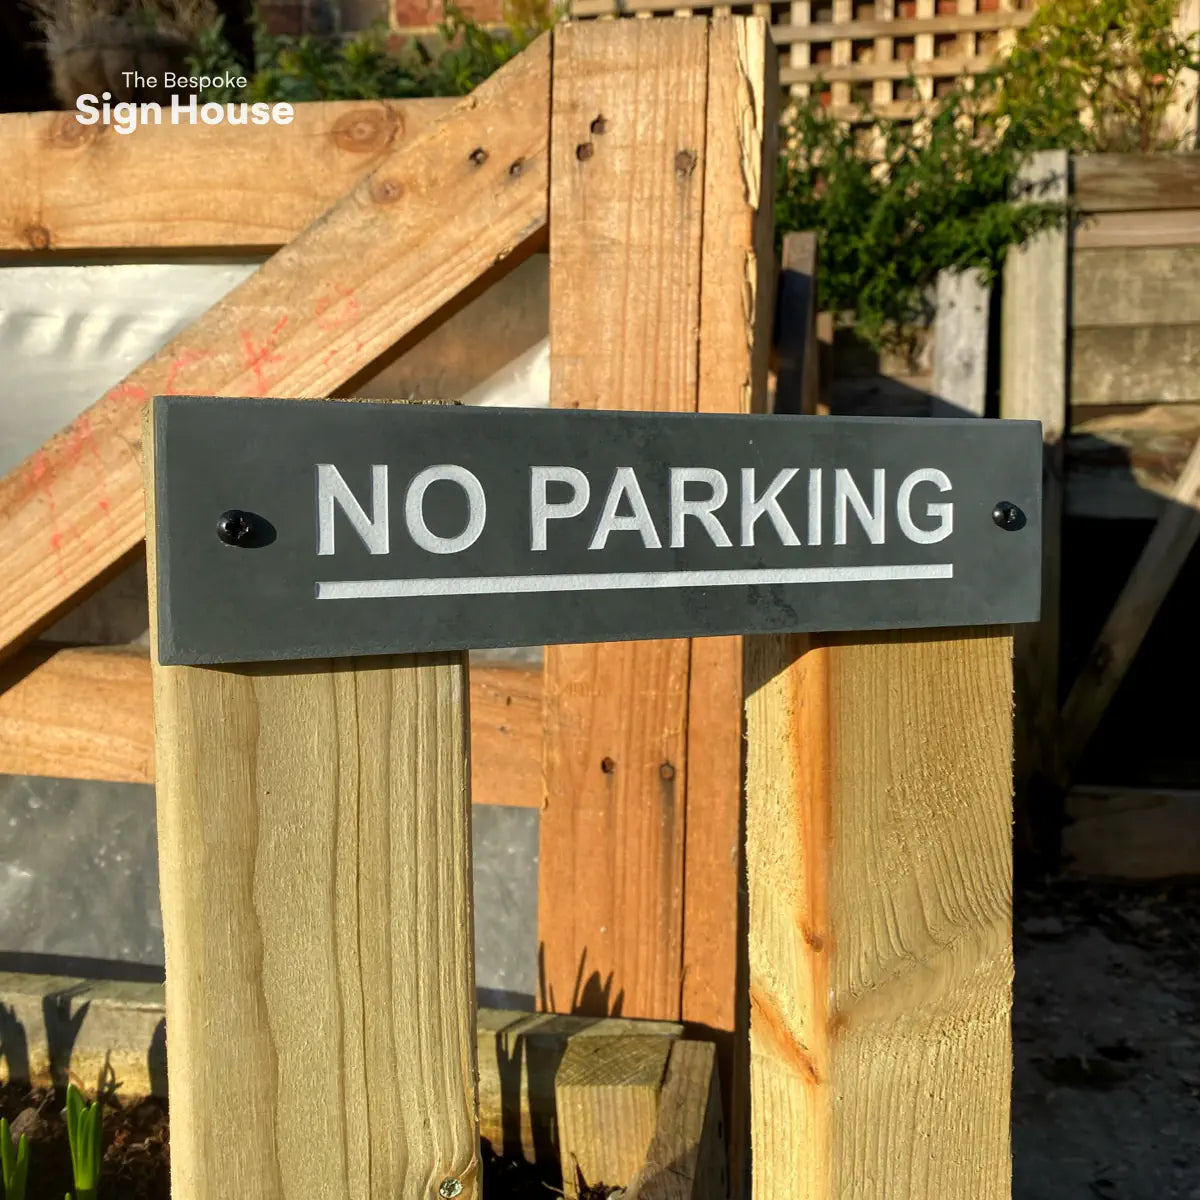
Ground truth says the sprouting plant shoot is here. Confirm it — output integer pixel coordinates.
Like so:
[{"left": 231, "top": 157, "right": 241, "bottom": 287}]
[
  {"left": 0, "top": 1116, "right": 30, "bottom": 1200},
  {"left": 63, "top": 1083, "right": 102, "bottom": 1200}
]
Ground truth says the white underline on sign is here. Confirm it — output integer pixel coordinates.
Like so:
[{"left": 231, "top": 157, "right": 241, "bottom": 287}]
[{"left": 315, "top": 564, "right": 953, "bottom": 600}]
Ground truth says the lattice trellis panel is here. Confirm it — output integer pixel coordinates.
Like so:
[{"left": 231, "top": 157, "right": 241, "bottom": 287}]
[{"left": 570, "top": 0, "right": 1039, "bottom": 121}]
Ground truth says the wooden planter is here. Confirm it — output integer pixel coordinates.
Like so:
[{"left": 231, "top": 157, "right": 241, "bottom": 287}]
[{"left": 0, "top": 971, "right": 723, "bottom": 1199}]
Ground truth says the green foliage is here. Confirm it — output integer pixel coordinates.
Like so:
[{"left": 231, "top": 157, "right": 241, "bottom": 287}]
[
  {"left": 0, "top": 1117, "right": 30, "bottom": 1200},
  {"left": 775, "top": 90, "right": 1064, "bottom": 346},
  {"left": 187, "top": 1, "right": 562, "bottom": 102},
  {"left": 189, "top": 16, "right": 249, "bottom": 102},
  {"left": 998, "top": 0, "right": 1200, "bottom": 153},
  {"left": 63, "top": 1084, "right": 102, "bottom": 1200},
  {"left": 182, "top": 0, "right": 1200, "bottom": 347},
  {"left": 777, "top": 0, "right": 1200, "bottom": 345}
]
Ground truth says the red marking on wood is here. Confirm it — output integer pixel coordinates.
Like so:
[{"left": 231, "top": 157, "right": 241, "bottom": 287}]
[
  {"left": 30, "top": 452, "right": 57, "bottom": 517},
  {"left": 314, "top": 284, "right": 360, "bottom": 331},
  {"left": 68, "top": 415, "right": 104, "bottom": 469},
  {"left": 165, "top": 349, "right": 212, "bottom": 395},
  {"left": 106, "top": 382, "right": 149, "bottom": 409},
  {"left": 64, "top": 414, "right": 114, "bottom": 519},
  {"left": 239, "top": 317, "right": 289, "bottom": 396}
]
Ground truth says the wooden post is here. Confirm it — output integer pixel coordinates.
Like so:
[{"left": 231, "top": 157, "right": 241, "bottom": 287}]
[
  {"left": 539, "top": 15, "right": 707, "bottom": 1023},
  {"left": 539, "top": 15, "right": 776, "bottom": 1035},
  {"left": 774, "top": 232, "right": 820, "bottom": 416},
  {"left": 555, "top": 1036, "right": 673, "bottom": 1196},
  {"left": 744, "top": 630, "right": 1014, "bottom": 1200},
  {"left": 538, "top": 16, "right": 777, "bottom": 1189},
  {"left": 1169, "top": 0, "right": 1200, "bottom": 150},
  {"left": 626, "top": 1041, "right": 727, "bottom": 1200},
  {"left": 932, "top": 268, "right": 990, "bottom": 418},
  {"left": 144, "top": 409, "right": 480, "bottom": 1200},
  {"left": 1000, "top": 149, "right": 1068, "bottom": 837}
]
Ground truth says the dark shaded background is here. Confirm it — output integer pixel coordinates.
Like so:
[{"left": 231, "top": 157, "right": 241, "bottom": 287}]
[{"left": 0, "top": 1, "right": 256, "bottom": 113}]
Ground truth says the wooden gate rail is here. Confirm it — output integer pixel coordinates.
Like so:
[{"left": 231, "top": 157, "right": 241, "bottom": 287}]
[
  {"left": 0, "top": 99, "right": 454, "bottom": 253},
  {"left": 0, "top": 643, "right": 542, "bottom": 806},
  {"left": 0, "top": 53, "right": 548, "bottom": 665}
]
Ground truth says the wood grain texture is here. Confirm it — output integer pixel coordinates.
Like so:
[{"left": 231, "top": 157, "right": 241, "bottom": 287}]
[
  {"left": 687, "top": 12, "right": 776, "bottom": 1027},
  {"left": 0, "top": 643, "right": 153, "bottom": 783},
  {"left": 1059, "top": 434, "right": 1200, "bottom": 782},
  {"left": 743, "top": 630, "right": 1014, "bottom": 1200},
  {"left": 1072, "top": 246, "right": 1200, "bottom": 328},
  {"left": 0, "top": 41, "right": 550, "bottom": 663},
  {"left": 539, "top": 17, "right": 709, "bottom": 1022},
  {"left": 1001, "top": 149, "right": 1067, "bottom": 803},
  {"left": 1072, "top": 208, "right": 1200, "bottom": 250},
  {"left": 556, "top": 1035, "right": 672, "bottom": 1195},
  {"left": 1073, "top": 153, "right": 1200, "bottom": 214},
  {"left": 691, "top": 19, "right": 777, "bottom": 1192},
  {"left": 465, "top": 662, "right": 543, "bottom": 807},
  {"left": 0, "top": 643, "right": 541, "bottom": 805},
  {"left": 0, "top": 100, "right": 454, "bottom": 252},
  {"left": 931, "top": 268, "right": 989, "bottom": 417},
  {"left": 1071, "top": 324, "right": 1200, "bottom": 406},
  {"left": 626, "top": 1041, "right": 727, "bottom": 1200},
  {"left": 145, "top": 406, "right": 480, "bottom": 1200},
  {"left": 476, "top": 1010, "right": 682, "bottom": 1167}
]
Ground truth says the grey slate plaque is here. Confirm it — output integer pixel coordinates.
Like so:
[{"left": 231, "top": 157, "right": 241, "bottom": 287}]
[{"left": 153, "top": 396, "right": 1042, "bottom": 665}]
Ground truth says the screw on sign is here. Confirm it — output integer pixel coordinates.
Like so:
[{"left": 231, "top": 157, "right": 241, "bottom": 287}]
[{"left": 152, "top": 397, "right": 1043, "bottom": 666}]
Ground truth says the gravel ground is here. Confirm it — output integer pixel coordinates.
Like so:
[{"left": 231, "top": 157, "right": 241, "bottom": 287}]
[{"left": 1013, "top": 877, "right": 1200, "bottom": 1200}]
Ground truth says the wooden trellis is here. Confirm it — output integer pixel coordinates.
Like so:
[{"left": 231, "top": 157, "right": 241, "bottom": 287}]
[{"left": 570, "top": 0, "right": 1038, "bottom": 119}]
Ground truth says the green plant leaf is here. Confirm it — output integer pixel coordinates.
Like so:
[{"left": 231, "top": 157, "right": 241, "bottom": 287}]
[
  {"left": 1, "top": 1117, "right": 31, "bottom": 1200},
  {"left": 63, "top": 1083, "right": 102, "bottom": 1199}
]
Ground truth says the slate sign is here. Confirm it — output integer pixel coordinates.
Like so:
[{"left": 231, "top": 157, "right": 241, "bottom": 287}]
[{"left": 152, "top": 396, "right": 1042, "bottom": 665}]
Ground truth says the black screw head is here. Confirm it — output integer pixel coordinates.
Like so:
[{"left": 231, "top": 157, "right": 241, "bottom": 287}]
[
  {"left": 216, "top": 509, "right": 256, "bottom": 546},
  {"left": 991, "top": 501, "right": 1025, "bottom": 531}
]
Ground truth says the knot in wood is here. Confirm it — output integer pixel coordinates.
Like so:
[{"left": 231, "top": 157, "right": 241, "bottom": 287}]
[
  {"left": 331, "top": 107, "right": 400, "bottom": 154},
  {"left": 53, "top": 111, "right": 94, "bottom": 147},
  {"left": 371, "top": 178, "right": 405, "bottom": 205},
  {"left": 24, "top": 224, "right": 51, "bottom": 251}
]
